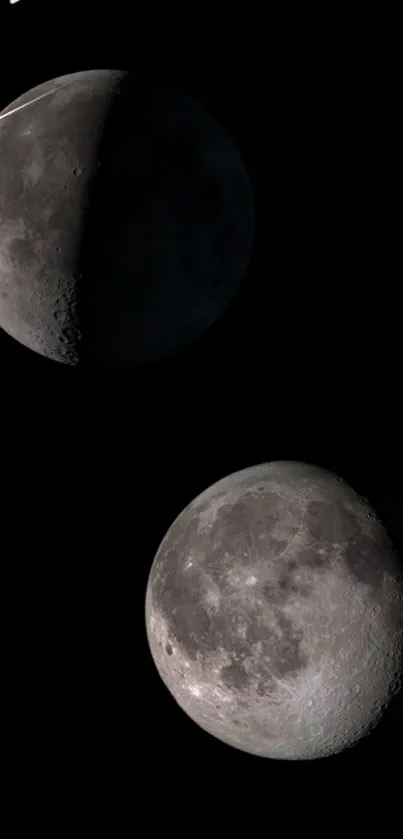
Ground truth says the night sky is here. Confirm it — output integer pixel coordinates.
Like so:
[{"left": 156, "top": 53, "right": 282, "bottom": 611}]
[{"left": 1, "top": 0, "right": 401, "bottom": 815}]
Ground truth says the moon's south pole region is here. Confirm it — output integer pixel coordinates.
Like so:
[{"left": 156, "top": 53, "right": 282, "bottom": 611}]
[
  {"left": 0, "top": 70, "right": 254, "bottom": 366},
  {"left": 145, "top": 461, "right": 403, "bottom": 760}
]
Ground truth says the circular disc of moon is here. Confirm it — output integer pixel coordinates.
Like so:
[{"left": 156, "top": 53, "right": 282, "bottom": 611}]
[
  {"left": 145, "top": 461, "right": 403, "bottom": 760},
  {"left": 0, "top": 70, "right": 254, "bottom": 366}
]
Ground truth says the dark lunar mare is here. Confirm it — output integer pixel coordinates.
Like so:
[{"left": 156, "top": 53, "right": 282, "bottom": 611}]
[{"left": 150, "top": 496, "right": 312, "bottom": 698}]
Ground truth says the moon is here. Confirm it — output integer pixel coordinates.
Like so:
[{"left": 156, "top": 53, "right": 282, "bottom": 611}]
[
  {"left": 145, "top": 461, "right": 403, "bottom": 760},
  {"left": 0, "top": 70, "right": 254, "bottom": 366}
]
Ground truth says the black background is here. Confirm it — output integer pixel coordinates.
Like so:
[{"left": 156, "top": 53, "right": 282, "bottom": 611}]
[{"left": 1, "top": 0, "right": 401, "bottom": 819}]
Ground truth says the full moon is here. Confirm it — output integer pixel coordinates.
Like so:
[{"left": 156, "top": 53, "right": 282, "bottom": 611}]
[
  {"left": 145, "top": 462, "right": 403, "bottom": 760},
  {"left": 0, "top": 70, "right": 253, "bottom": 366}
]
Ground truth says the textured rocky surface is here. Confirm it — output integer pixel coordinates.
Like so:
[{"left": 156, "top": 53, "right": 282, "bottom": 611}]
[{"left": 146, "top": 462, "right": 403, "bottom": 760}]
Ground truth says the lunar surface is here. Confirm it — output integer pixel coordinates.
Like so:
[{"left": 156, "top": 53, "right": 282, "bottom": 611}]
[
  {"left": 0, "top": 70, "right": 254, "bottom": 366},
  {"left": 145, "top": 461, "right": 403, "bottom": 760}
]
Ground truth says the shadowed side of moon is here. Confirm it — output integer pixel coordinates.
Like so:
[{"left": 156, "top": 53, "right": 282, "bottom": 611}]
[
  {"left": 0, "top": 70, "right": 254, "bottom": 367},
  {"left": 145, "top": 461, "right": 403, "bottom": 760}
]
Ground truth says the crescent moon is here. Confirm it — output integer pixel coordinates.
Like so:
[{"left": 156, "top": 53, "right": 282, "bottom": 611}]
[{"left": 0, "top": 71, "right": 254, "bottom": 367}]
